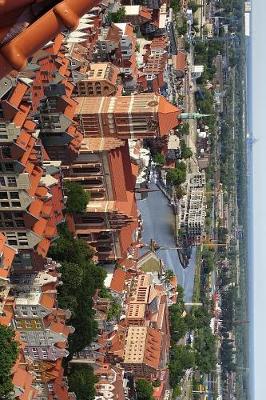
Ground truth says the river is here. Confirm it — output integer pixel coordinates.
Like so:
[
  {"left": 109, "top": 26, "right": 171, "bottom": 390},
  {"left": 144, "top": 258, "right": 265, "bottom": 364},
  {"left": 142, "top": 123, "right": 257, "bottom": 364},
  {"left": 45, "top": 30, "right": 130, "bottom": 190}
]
[{"left": 136, "top": 175, "right": 196, "bottom": 303}]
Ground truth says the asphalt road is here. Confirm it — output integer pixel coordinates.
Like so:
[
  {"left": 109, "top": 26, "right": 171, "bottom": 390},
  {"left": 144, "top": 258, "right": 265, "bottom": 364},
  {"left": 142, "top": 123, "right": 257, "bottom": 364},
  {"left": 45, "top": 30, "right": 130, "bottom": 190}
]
[{"left": 137, "top": 177, "right": 196, "bottom": 303}]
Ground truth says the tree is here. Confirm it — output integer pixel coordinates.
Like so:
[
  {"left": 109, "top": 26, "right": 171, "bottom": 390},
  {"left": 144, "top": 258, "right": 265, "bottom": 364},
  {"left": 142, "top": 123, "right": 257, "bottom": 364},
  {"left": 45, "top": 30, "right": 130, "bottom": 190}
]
[
  {"left": 108, "top": 7, "right": 126, "bottom": 23},
  {"left": 163, "top": 269, "right": 174, "bottom": 284},
  {"left": 68, "top": 365, "right": 98, "bottom": 400},
  {"left": 136, "top": 379, "right": 154, "bottom": 400},
  {"left": 0, "top": 325, "right": 19, "bottom": 399},
  {"left": 176, "top": 284, "right": 184, "bottom": 303},
  {"left": 107, "top": 298, "right": 122, "bottom": 321},
  {"left": 175, "top": 186, "right": 185, "bottom": 199},
  {"left": 49, "top": 226, "right": 106, "bottom": 354},
  {"left": 188, "top": 1, "right": 200, "bottom": 13},
  {"left": 171, "top": 0, "right": 181, "bottom": 13},
  {"left": 153, "top": 152, "right": 165, "bottom": 166},
  {"left": 194, "top": 327, "right": 216, "bottom": 373},
  {"left": 167, "top": 162, "right": 186, "bottom": 186},
  {"left": 169, "top": 345, "right": 195, "bottom": 389},
  {"left": 170, "top": 313, "right": 188, "bottom": 342},
  {"left": 64, "top": 181, "right": 90, "bottom": 214},
  {"left": 49, "top": 224, "right": 94, "bottom": 264},
  {"left": 180, "top": 140, "right": 193, "bottom": 159}
]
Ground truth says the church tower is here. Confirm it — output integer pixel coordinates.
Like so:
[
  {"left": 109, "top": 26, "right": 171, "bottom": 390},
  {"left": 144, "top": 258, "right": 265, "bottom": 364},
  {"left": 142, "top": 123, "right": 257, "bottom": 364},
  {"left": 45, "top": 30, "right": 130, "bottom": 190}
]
[{"left": 75, "top": 93, "right": 180, "bottom": 139}]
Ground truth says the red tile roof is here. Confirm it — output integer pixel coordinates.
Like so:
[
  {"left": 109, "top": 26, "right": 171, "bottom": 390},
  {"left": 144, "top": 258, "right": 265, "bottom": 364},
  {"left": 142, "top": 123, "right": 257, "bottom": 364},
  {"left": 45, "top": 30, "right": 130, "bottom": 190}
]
[
  {"left": 110, "top": 269, "right": 127, "bottom": 293},
  {"left": 172, "top": 51, "right": 187, "bottom": 72},
  {"left": 158, "top": 96, "right": 180, "bottom": 135}
]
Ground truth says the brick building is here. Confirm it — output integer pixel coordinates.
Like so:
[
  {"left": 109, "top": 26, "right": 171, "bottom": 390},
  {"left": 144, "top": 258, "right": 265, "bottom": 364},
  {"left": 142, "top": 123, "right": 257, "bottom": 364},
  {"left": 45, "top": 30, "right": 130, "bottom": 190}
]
[
  {"left": 75, "top": 93, "right": 180, "bottom": 139},
  {"left": 76, "top": 62, "right": 122, "bottom": 97},
  {"left": 64, "top": 139, "right": 138, "bottom": 261}
]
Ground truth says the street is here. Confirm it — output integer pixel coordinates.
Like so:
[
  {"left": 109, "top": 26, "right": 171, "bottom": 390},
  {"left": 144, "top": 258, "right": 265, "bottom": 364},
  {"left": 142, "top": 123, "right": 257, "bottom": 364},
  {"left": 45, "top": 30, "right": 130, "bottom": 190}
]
[{"left": 137, "top": 176, "right": 196, "bottom": 303}]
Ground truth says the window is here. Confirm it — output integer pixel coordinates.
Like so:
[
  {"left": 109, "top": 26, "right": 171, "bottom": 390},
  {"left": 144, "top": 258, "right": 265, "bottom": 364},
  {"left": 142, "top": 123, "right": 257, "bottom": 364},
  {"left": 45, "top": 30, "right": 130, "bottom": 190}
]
[
  {"left": 5, "top": 221, "right": 14, "bottom": 227},
  {"left": 22, "top": 253, "right": 31, "bottom": 260},
  {"left": 5, "top": 163, "right": 14, "bottom": 171},
  {"left": 16, "top": 220, "right": 25, "bottom": 227},
  {"left": 0, "top": 177, "right": 5, "bottom": 186},
  {"left": 10, "top": 192, "right": 19, "bottom": 199},
  {"left": 2, "top": 146, "right": 11, "bottom": 158},
  {"left": 18, "top": 232, "right": 26, "bottom": 237},
  {"left": 7, "top": 177, "right": 16, "bottom": 186},
  {"left": 11, "top": 202, "right": 20, "bottom": 207},
  {"left": 0, "top": 192, "right": 7, "bottom": 199},
  {"left": 1, "top": 202, "right": 9, "bottom": 207}
]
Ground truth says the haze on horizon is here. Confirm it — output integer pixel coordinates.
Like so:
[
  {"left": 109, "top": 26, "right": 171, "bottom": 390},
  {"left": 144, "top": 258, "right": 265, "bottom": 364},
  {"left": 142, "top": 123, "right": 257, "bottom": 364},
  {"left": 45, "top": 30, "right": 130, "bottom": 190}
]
[{"left": 251, "top": 0, "right": 266, "bottom": 399}]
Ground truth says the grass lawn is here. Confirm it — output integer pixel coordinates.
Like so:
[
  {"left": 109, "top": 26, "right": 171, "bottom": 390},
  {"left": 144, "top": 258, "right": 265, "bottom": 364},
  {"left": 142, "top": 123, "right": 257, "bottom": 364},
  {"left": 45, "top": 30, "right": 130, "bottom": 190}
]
[{"left": 140, "top": 258, "right": 161, "bottom": 273}]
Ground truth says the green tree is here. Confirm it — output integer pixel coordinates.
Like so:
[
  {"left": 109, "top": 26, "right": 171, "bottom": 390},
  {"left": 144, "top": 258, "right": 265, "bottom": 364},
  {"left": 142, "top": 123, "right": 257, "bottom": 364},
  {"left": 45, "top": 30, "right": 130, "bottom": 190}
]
[
  {"left": 107, "top": 299, "right": 122, "bottom": 321},
  {"left": 180, "top": 139, "right": 193, "bottom": 159},
  {"left": 108, "top": 7, "right": 126, "bottom": 23},
  {"left": 49, "top": 226, "right": 106, "bottom": 354},
  {"left": 163, "top": 269, "right": 174, "bottom": 284},
  {"left": 68, "top": 365, "right": 98, "bottom": 400},
  {"left": 49, "top": 224, "right": 94, "bottom": 263},
  {"left": 171, "top": 0, "right": 181, "bottom": 13},
  {"left": 179, "top": 122, "right": 189, "bottom": 135},
  {"left": 176, "top": 284, "right": 184, "bottom": 303},
  {"left": 169, "top": 345, "right": 195, "bottom": 388},
  {"left": 153, "top": 153, "right": 165, "bottom": 166},
  {"left": 194, "top": 327, "right": 216, "bottom": 373},
  {"left": 136, "top": 379, "right": 154, "bottom": 400},
  {"left": 64, "top": 181, "right": 90, "bottom": 213},
  {"left": 188, "top": 1, "right": 200, "bottom": 13},
  {"left": 167, "top": 162, "right": 186, "bottom": 186},
  {"left": 0, "top": 325, "right": 19, "bottom": 399}
]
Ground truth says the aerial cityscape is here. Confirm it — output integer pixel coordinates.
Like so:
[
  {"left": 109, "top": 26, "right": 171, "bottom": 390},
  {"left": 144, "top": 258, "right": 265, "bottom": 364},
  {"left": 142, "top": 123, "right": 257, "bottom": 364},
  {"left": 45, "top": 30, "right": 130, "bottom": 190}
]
[{"left": 0, "top": 0, "right": 252, "bottom": 400}]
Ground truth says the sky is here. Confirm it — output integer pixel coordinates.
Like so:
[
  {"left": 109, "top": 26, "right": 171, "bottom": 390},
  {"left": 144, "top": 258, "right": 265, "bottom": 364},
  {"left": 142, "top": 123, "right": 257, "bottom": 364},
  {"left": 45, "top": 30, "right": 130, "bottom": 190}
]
[{"left": 252, "top": 1, "right": 266, "bottom": 399}]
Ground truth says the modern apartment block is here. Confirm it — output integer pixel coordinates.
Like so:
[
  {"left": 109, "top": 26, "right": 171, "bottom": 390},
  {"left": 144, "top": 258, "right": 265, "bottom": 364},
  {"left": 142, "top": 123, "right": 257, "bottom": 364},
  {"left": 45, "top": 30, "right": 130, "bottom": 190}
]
[{"left": 178, "top": 172, "right": 206, "bottom": 242}]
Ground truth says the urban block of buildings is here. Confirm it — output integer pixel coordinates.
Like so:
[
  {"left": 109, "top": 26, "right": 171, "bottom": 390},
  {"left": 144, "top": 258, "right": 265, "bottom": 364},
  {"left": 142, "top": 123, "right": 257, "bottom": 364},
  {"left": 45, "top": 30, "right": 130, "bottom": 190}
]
[{"left": 0, "top": 0, "right": 204, "bottom": 398}]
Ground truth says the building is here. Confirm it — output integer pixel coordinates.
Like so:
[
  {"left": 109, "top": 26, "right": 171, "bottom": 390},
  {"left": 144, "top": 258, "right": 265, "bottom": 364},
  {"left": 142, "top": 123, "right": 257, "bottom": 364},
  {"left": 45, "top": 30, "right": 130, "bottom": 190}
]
[
  {"left": 64, "top": 138, "right": 139, "bottom": 261},
  {"left": 76, "top": 62, "right": 122, "bottom": 97},
  {"left": 94, "top": 364, "right": 127, "bottom": 400},
  {"left": 75, "top": 93, "right": 180, "bottom": 139},
  {"left": 10, "top": 261, "right": 74, "bottom": 398},
  {"left": 178, "top": 172, "right": 206, "bottom": 242},
  {"left": 172, "top": 51, "right": 187, "bottom": 78},
  {"left": 123, "top": 326, "right": 164, "bottom": 381},
  {"left": 94, "top": 22, "right": 138, "bottom": 92},
  {"left": 122, "top": 6, "right": 152, "bottom": 26},
  {"left": 0, "top": 75, "right": 65, "bottom": 274},
  {"left": 30, "top": 35, "right": 83, "bottom": 163}
]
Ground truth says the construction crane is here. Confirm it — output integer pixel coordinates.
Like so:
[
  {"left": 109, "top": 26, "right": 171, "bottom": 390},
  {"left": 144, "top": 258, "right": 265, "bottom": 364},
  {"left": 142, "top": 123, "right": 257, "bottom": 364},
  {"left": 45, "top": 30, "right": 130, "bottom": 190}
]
[{"left": 0, "top": 0, "right": 98, "bottom": 78}]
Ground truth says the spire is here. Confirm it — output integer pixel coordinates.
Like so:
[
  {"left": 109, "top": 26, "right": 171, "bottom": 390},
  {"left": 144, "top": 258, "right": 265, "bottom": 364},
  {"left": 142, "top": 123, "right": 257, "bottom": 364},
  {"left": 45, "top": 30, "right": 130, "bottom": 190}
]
[{"left": 180, "top": 112, "right": 211, "bottom": 120}]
